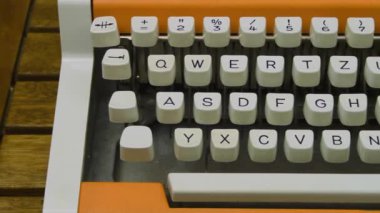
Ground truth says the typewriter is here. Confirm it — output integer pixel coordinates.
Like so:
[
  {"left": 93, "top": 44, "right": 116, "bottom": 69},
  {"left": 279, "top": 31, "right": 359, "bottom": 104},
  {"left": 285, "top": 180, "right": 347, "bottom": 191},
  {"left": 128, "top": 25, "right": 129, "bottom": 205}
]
[{"left": 43, "top": 0, "right": 380, "bottom": 212}]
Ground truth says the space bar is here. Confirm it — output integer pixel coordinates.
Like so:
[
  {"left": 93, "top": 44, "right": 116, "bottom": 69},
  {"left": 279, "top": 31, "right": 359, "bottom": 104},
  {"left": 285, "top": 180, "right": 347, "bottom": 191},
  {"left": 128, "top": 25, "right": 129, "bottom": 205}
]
[{"left": 168, "top": 173, "right": 380, "bottom": 203}]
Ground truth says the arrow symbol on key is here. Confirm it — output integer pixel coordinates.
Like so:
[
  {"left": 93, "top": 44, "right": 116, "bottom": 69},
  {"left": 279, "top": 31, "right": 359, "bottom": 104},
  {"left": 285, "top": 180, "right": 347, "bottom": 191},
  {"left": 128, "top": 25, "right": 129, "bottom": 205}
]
[{"left": 108, "top": 55, "right": 125, "bottom": 59}]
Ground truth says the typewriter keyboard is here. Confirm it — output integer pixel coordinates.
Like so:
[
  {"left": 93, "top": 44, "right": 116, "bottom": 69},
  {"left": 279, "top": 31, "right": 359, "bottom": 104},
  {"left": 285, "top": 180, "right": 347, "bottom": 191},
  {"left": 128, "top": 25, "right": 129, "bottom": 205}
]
[{"left": 85, "top": 16, "right": 380, "bottom": 204}]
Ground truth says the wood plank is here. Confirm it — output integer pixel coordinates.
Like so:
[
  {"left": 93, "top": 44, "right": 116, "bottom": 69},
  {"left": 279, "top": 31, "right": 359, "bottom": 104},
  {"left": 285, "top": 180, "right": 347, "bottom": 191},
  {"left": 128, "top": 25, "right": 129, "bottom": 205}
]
[
  {"left": 18, "top": 33, "right": 61, "bottom": 80},
  {"left": 0, "top": 197, "right": 43, "bottom": 213},
  {"left": 0, "top": 0, "right": 31, "bottom": 125},
  {"left": 0, "top": 135, "right": 50, "bottom": 193},
  {"left": 5, "top": 81, "right": 58, "bottom": 133},
  {"left": 30, "top": 0, "right": 59, "bottom": 30}
]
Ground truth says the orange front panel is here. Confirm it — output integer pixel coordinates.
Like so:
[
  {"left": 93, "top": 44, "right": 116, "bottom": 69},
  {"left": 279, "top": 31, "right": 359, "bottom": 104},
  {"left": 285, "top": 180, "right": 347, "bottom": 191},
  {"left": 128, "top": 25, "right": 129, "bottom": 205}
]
[
  {"left": 93, "top": 0, "right": 380, "bottom": 34},
  {"left": 79, "top": 182, "right": 379, "bottom": 213}
]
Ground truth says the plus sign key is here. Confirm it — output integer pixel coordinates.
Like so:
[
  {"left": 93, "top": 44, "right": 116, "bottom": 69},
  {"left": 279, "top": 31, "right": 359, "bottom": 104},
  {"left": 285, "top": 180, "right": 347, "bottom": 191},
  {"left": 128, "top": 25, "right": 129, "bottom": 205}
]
[
  {"left": 131, "top": 16, "right": 158, "bottom": 47},
  {"left": 91, "top": 16, "right": 120, "bottom": 47},
  {"left": 211, "top": 129, "right": 239, "bottom": 162}
]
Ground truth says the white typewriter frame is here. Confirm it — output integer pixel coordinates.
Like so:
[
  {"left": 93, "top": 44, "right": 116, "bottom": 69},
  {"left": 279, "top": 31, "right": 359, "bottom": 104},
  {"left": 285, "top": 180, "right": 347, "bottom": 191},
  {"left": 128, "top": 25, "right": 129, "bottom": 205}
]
[{"left": 43, "top": 0, "right": 93, "bottom": 212}]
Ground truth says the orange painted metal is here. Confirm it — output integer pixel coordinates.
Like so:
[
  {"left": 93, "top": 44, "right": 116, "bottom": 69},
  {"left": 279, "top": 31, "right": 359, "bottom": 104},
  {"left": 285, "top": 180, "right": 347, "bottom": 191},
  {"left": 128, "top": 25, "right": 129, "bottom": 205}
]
[
  {"left": 79, "top": 182, "right": 379, "bottom": 213},
  {"left": 93, "top": 0, "right": 380, "bottom": 34}
]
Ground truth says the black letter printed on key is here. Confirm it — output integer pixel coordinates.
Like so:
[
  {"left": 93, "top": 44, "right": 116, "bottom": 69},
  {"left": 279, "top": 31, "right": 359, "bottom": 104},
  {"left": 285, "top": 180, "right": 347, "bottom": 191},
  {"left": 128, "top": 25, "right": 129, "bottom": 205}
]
[
  {"left": 220, "top": 134, "right": 230, "bottom": 144},
  {"left": 183, "top": 133, "right": 194, "bottom": 143},
  {"left": 238, "top": 97, "right": 249, "bottom": 107},
  {"left": 259, "top": 135, "right": 269, "bottom": 145},
  {"left": 315, "top": 99, "right": 327, "bottom": 108},
  {"left": 163, "top": 97, "right": 175, "bottom": 106},
  {"left": 332, "top": 135, "right": 343, "bottom": 145},
  {"left": 202, "top": 97, "right": 213, "bottom": 107}
]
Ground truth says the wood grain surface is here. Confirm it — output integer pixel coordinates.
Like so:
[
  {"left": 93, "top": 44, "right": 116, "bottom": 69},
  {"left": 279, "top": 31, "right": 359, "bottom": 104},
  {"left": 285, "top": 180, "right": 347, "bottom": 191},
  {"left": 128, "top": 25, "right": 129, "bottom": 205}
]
[
  {"left": 0, "top": 197, "right": 43, "bottom": 213},
  {"left": 18, "top": 33, "right": 61, "bottom": 80},
  {"left": 0, "top": 135, "right": 51, "bottom": 193},
  {"left": 0, "top": 0, "right": 31, "bottom": 125},
  {"left": 5, "top": 81, "right": 58, "bottom": 133},
  {"left": 30, "top": 0, "right": 59, "bottom": 31}
]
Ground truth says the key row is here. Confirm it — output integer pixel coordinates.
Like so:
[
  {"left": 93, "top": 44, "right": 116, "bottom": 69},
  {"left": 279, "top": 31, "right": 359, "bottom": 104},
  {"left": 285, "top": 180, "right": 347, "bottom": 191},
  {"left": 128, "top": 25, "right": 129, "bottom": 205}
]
[
  {"left": 103, "top": 51, "right": 380, "bottom": 88},
  {"left": 120, "top": 126, "right": 380, "bottom": 164},
  {"left": 91, "top": 16, "right": 376, "bottom": 48},
  {"left": 109, "top": 91, "right": 379, "bottom": 127}
]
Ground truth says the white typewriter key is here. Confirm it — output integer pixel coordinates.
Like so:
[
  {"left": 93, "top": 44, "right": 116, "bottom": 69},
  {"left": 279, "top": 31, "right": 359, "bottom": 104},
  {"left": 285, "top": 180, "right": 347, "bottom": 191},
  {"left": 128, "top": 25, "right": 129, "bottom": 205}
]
[
  {"left": 328, "top": 56, "right": 358, "bottom": 88},
  {"left": 148, "top": 55, "right": 176, "bottom": 86},
  {"left": 193, "top": 92, "right": 222, "bottom": 125},
  {"left": 292, "top": 55, "right": 321, "bottom": 87},
  {"left": 256, "top": 55, "right": 285, "bottom": 87},
  {"left": 108, "top": 91, "right": 138, "bottom": 123},
  {"left": 174, "top": 128, "right": 203, "bottom": 161},
  {"left": 346, "top": 17, "right": 375, "bottom": 48},
  {"left": 310, "top": 17, "right": 338, "bottom": 48},
  {"left": 220, "top": 55, "right": 248, "bottom": 87},
  {"left": 364, "top": 57, "right": 380, "bottom": 88},
  {"left": 211, "top": 129, "right": 239, "bottom": 162},
  {"left": 274, "top": 17, "right": 302, "bottom": 48},
  {"left": 376, "top": 96, "right": 380, "bottom": 124},
  {"left": 168, "top": 17, "right": 195, "bottom": 47},
  {"left": 321, "top": 130, "right": 350, "bottom": 163},
  {"left": 239, "top": 17, "right": 266, "bottom": 48},
  {"left": 338, "top": 94, "right": 367, "bottom": 126},
  {"left": 358, "top": 131, "right": 380, "bottom": 164},
  {"left": 131, "top": 16, "right": 158, "bottom": 47},
  {"left": 248, "top": 129, "right": 277, "bottom": 163},
  {"left": 203, "top": 17, "right": 230, "bottom": 48},
  {"left": 156, "top": 92, "right": 184, "bottom": 124},
  {"left": 120, "top": 126, "right": 154, "bottom": 162},
  {"left": 91, "top": 16, "right": 120, "bottom": 47},
  {"left": 265, "top": 93, "right": 294, "bottom": 126},
  {"left": 102, "top": 49, "right": 131, "bottom": 80},
  {"left": 284, "top": 129, "right": 314, "bottom": 163},
  {"left": 229, "top": 92, "right": 257, "bottom": 125},
  {"left": 303, "top": 94, "right": 334, "bottom": 126},
  {"left": 184, "top": 55, "right": 212, "bottom": 87}
]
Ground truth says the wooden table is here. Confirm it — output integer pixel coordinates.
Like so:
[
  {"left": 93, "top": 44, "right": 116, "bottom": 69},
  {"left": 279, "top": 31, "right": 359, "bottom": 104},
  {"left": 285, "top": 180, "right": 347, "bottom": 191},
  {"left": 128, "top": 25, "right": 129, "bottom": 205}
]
[{"left": 0, "top": 0, "right": 60, "bottom": 212}]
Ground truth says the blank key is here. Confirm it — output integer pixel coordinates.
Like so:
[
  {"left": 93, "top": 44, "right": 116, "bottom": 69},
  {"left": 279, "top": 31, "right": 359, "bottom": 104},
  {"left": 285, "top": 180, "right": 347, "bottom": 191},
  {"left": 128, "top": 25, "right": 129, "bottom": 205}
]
[
  {"left": 120, "top": 126, "right": 154, "bottom": 162},
  {"left": 108, "top": 91, "right": 138, "bottom": 123}
]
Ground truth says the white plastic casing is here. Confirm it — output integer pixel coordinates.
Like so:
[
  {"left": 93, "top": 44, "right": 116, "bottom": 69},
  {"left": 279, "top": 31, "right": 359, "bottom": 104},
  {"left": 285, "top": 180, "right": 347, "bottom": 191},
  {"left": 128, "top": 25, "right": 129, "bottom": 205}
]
[{"left": 43, "top": 0, "right": 93, "bottom": 212}]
